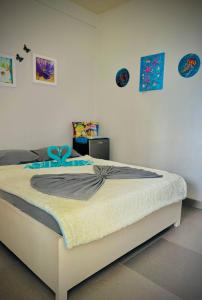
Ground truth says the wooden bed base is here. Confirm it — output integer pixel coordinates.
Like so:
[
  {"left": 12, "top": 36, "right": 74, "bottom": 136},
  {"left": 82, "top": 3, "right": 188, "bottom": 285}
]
[{"left": 0, "top": 197, "right": 182, "bottom": 300}]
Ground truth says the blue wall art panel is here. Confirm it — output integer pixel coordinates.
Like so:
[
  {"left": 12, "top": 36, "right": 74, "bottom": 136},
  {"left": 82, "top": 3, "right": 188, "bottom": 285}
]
[
  {"left": 139, "top": 52, "right": 165, "bottom": 92},
  {"left": 178, "top": 53, "right": 200, "bottom": 78}
]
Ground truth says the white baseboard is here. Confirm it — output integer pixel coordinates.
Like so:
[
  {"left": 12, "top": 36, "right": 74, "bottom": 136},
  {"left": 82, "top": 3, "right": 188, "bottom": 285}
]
[{"left": 183, "top": 198, "right": 202, "bottom": 209}]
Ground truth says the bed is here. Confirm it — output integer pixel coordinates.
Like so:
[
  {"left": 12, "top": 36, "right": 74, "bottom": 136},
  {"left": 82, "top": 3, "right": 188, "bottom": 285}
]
[{"left": 0, "top": 155, "right": 186, "bottom": 300}]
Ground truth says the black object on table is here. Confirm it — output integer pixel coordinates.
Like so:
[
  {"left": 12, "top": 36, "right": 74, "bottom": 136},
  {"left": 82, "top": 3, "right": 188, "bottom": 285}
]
[{"left": 73, "top": 138, "right": 110, "bottom": 160}]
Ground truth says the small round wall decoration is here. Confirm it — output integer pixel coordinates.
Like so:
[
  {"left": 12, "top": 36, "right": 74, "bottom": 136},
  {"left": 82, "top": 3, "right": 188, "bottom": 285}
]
[
  {"left": 178, "top": 53, "right": 200, "bottom": 78},
  {"left": 116, "top": 68, "right": 130, "bottom": 87}
]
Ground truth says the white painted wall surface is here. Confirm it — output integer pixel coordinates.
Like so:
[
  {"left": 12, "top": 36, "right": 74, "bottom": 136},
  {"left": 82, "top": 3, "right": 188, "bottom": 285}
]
[
  {"left": 0, "top": 0, "right": 201, "bottom": 202},
  {"left": 0, "top": 0, "right": 97, "bottom": 149},
  {"left": 95, "top": 0, "right": 202, "bottom": 201}
]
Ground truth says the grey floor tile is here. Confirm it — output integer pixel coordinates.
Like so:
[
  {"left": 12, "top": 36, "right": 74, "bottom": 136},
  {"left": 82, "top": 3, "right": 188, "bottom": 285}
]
[
  {"left": 0, "top": 243, "right": 19, "bottom": 272},
  {"left": 181, "top": 205, "right": 202, "bottom": 223},
  {"left": 163, "top": 206, "right": 202, "bottom": 255},
  {"left": 124, "top": 239, "right": 202, "bottom": 300},
  {"left": 0, "top": 243, "right": 54, "bottom": 300},
  {"left": 163, "top": 223, "right": 202, "bottom": 255},
  {"left": 69, "top": 263, "right": 180, "bottom": 300},
  {"left": 0, "top": 242, "right": 179, "bottom": 300},
  {"left": 0, "top": 264, "right": 54, "bottom": 300},
  {"left": 181, "top": 206, "right": 202, "bottom": 229}
]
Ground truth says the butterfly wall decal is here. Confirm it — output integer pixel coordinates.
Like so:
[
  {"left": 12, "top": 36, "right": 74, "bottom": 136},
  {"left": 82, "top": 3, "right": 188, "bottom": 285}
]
[
  {"left": 16, "top": 54, "right": 24, "bottom": 62},
  {"left": 23, "top": 44, "right": 31, "bottom": 53}
]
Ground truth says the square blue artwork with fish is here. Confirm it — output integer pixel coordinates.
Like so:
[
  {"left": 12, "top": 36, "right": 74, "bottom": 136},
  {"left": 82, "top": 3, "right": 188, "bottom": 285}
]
[{"left": 139, "top": 52, "right": 165, "bottom": 92}]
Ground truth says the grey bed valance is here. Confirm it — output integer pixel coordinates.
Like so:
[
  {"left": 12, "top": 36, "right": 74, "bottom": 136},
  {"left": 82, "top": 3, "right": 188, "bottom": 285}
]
[{"left": 31, "top": 165, "right": 162, "bottom": 200}]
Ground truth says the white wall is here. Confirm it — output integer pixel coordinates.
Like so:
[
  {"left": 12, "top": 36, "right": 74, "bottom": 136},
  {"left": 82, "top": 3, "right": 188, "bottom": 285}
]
[
  {"left": 1, "top": 0, "right": 202, "bottom": 202},
  {"left": 0, "top": 0, "right": 97, "bottom": 149},
  {"left": 95, "top": 0, "right": 202, "bottom": 201}
]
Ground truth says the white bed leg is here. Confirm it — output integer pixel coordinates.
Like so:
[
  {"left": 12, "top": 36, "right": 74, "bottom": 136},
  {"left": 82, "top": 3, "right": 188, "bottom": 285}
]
[
  {"left": 174, "top": 219, "right": 181, "bottom": 227},
  {"left": 174, "top": 200, "right": 182, "bottom": 227},
  {"left": 57, "top": 239, "right": 69, "bottom": 300},
  {"left": 56, "top": 289, "right": 68, "bottom": 300},
  {"left": 56, "top": 272, "right": 68, "bottom": 300}
]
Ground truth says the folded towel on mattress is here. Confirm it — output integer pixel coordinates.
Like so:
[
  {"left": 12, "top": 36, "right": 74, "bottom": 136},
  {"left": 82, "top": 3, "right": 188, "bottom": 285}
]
[{"left": 31, "top": 165, "right": 162, "bottom": 200}]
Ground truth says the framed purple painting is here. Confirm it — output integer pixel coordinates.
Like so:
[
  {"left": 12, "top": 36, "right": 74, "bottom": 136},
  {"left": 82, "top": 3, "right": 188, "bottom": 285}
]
[{"left": 33, "top": 54, "right": 57, "bottom": 85}]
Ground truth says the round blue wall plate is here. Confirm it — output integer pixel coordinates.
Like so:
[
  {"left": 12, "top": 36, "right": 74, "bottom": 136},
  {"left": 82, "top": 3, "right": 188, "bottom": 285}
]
[
  {"left": 116, "top": 68, "right": 130, "bottom": 87},
  {"left": 178, "top": 53, "right": 200, "bottom": 78}
]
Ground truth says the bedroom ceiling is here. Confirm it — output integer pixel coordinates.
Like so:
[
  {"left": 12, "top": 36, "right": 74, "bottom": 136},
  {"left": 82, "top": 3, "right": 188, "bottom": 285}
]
[{"left": 70, "top": 0, "right": 131, "bottom": 14}]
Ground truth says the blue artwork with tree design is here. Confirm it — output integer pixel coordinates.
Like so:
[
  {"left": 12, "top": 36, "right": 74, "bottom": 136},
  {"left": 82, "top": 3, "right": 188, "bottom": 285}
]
[{"left": 139, "top": 52, "right": 165, "bottom": 92}]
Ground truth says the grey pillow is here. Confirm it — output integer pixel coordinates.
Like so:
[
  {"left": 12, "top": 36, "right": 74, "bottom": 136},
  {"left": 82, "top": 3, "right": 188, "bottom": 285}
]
[
  {"left": 0, "top": 150, "right": 38, "bottom": 166},
  {"left": 32, "top": 147, "right": 81, "bottom": 162},
  {"left": 31, "top": 147, "right": 49, "bottom": 162},
  {"left": 71, "top": 149, "right": 81, "bottom": 158}
]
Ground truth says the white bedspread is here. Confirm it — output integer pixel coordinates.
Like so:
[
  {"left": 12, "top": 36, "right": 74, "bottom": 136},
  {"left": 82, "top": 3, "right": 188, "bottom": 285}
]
[{"left": 0, "top": 156, "right": 187, "bottom": 248}]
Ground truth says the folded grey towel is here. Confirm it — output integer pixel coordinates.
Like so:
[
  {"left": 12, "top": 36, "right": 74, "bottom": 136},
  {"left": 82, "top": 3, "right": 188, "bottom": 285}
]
[{"left": 31, "top": 165, "right": 162, "bottom": 200}]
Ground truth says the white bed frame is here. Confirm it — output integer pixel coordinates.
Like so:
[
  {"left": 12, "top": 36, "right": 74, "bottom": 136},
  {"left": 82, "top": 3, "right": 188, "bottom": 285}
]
[{"left": 0, "top": 197, "right": 182, "bottom": 300}]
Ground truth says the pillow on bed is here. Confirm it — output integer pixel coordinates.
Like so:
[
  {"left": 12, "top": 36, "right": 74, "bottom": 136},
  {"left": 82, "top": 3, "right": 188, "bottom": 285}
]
[
  {"left": 32, "top": 147, "right": 81, "bottom": 162},
  {"left": 0, "top": 150, "right": 38, "bottom": 166},
  {"left": 70, "top": 149, "right": 81, "bottom": 158}
]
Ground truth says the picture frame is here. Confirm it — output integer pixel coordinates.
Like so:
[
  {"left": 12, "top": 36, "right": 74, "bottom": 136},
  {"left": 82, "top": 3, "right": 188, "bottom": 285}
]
[
  {"left": 0, "top": 54, "right": 16, "bottom": 87},
  {"left": 139, "top": 52, "right": 165, "bottom": 92},
  {"left": 33, "top": 54, "right": 57, "bottom": 86}
]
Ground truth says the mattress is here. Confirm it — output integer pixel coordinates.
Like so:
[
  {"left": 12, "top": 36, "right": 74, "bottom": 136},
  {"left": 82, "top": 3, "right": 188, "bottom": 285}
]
[
  {"left": 0, "top": 156, "right": 187, "bottom": 248},
  {"left": 0, "top": 190, "right": 62, "bottom": 235}
]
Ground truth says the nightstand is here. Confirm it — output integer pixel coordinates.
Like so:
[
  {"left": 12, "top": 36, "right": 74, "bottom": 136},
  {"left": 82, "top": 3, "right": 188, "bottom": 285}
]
[{"left": 73, "top": 138, "right": 110, "bottom": 160}]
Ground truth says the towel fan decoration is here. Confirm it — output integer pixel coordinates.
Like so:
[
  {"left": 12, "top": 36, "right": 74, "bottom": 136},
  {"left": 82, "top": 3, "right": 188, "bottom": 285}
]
[
  {"left": 25, "top": 145, "right": 93, "bottom": 169},
  {"left": 31, "top": 165, "right": 163, "bottom": 200}
]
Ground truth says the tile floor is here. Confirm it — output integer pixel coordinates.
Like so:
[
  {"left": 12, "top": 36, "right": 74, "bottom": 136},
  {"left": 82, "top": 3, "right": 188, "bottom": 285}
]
[{"left": 0, "top": 205, "right": 202, "bottom": 300}]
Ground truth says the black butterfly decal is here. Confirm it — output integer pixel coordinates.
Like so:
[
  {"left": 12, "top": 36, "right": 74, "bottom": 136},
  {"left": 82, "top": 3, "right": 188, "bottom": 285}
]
[
  {"left": 16, "top": 54, "right": 24, "bottom": 62},
  {"left": 23, "top": 44, "right": 31, "bottom": 53}
]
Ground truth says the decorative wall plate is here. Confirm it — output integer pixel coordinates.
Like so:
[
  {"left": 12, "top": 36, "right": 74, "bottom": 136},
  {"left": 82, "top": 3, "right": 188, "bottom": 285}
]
[
  {"left": 178, "top": 53, "right": 200, "bottom": 78},
  {"left": 116, "top": 68, "right": 130, "bottom": 87}
]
